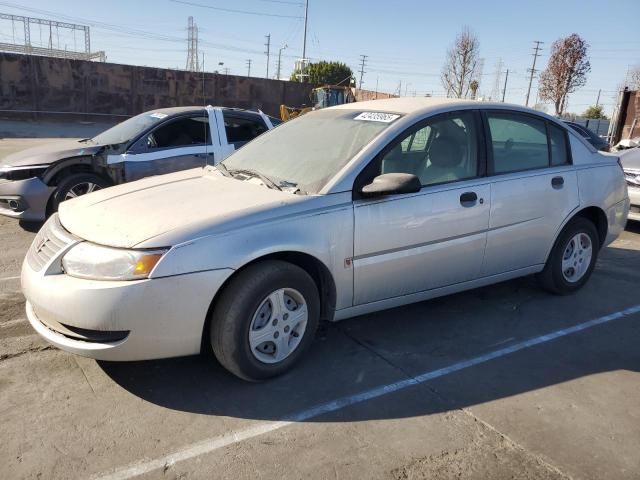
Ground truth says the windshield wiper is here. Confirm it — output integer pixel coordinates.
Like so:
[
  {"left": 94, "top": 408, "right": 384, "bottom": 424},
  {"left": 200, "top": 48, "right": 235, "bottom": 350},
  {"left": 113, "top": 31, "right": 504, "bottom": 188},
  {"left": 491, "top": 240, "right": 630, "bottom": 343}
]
[
  {"left": 228, "top": 168, "right": 282, "bottom": 191},
  {"left": 216, "top": 162, "right": 232, "bottom": 177},
  {"left": 278, "top": 180, "right": 307, "bottom": 195},
  {"left": 78, "top": 138, "right": 95, "bottom": 144}
]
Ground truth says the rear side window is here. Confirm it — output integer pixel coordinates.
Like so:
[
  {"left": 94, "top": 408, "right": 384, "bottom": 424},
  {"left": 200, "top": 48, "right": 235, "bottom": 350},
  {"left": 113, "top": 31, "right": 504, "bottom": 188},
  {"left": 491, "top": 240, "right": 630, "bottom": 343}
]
[
  {"left": 487, "top": 113, "right": 548, "bottom": 173},
  {"left": 548, "top": 124, "right": 569, "bottom": 166},
  {"left": 224, "top": 114, "right": 268, "bottom": 146}
]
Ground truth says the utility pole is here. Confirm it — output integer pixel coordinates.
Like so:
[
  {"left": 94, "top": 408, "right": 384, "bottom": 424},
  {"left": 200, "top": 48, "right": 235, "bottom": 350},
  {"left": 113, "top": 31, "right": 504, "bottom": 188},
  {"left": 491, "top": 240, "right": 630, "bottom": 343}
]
[
  {"left": 264, "top": 34, "right": 271, "bottom": 79},
  {"left": 501, "top": 69, "right": 509, "bottom": 102},
  {"left": 358, "top": 54, "right": 368, "bottom": 89},
  {"left": 201, "top": 52, "right": 205, "bottom": 105},
  {"left": 246, "top": 59, "right": 252, "bottom": 77},
  {"left": 301, "top": 0, "right": 309, "bottom": 82},
  {"left": 525, "top": 40, "right": 543, "bottom": 107},
  {"left": 595, "top": 88, "right": 601, "bottom": 108},
  {"left": 276, "top": 44, "right": 287, "bottom": 80}
]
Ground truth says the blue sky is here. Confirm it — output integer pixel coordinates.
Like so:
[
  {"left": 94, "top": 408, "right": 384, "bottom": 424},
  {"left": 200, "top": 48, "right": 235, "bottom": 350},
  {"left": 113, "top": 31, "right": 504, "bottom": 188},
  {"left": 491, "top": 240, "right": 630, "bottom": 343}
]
[{"left": 0, "top": 0, "right": 638, "bottom": 115}]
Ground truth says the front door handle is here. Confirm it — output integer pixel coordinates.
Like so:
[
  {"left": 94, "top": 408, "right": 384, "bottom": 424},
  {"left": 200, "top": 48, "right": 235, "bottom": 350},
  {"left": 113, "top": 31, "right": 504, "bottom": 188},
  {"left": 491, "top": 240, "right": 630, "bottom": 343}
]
[
  {"left": 460, "top": 191, "right": 478, "bottom": 206},
  {"left": 551, "top": 176, "right": 564, "bottom": 188}
]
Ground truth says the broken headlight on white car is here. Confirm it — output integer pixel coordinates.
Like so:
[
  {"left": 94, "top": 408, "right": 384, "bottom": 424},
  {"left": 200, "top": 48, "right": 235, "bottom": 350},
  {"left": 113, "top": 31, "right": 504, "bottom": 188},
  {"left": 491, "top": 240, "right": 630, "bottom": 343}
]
[{"left": 62, "top": 242, "right": 167, "bottom": 281}]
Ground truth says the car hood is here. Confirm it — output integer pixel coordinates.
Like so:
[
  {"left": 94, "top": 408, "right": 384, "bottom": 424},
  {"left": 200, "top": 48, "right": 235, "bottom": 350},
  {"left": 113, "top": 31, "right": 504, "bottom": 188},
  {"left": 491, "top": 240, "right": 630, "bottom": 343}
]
[
  {"left": 619, "top": 148, "right": 640, "bottom": 170},
  {"left": 1, "top": 139, "right": 104, "bottom": 167},
  {"left": 58, "top": 167, "right": 310, "bottom": 248}
]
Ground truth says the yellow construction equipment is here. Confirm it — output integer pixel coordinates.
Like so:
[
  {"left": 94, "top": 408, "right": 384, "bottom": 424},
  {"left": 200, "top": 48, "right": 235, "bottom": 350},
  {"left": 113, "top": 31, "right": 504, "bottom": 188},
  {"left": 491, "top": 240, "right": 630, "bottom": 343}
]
[{"left": 280, "top": 85, "right": 356, "bottom": 121}]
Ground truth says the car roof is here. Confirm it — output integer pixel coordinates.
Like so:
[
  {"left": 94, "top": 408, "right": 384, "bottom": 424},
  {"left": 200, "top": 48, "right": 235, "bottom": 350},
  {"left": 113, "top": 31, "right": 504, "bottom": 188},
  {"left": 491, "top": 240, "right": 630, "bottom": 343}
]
[
  {"left": 329, "top": 97, "right": 559, "bottom": 121},
  {"left": 149, "top": 106, "right": 260, "bottom": 116}
]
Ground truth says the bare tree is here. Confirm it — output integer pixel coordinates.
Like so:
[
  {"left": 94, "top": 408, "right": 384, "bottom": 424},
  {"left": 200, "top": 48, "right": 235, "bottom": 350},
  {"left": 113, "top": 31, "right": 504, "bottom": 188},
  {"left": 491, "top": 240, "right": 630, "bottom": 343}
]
[
  {"left": 628, "top": 65, "right": 640, "bottom": 90},
  {"left": 538, "top": 34, "right": 591, "bottom": 115},
  {"left": 441, "top": 28, "right": 480, "bottom": 98}
]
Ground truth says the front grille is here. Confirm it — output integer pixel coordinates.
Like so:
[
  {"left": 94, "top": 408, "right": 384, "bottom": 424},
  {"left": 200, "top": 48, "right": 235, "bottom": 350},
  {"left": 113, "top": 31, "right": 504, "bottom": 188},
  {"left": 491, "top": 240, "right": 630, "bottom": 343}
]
[{"left": 27, "top": 214, "right": 78, "bottom": 271}]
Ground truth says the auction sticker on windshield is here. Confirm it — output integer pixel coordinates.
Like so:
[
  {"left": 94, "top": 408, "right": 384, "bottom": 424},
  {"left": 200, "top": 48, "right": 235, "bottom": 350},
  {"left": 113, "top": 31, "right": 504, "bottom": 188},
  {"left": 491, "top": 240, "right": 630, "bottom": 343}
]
[{"left": 354, "top": 112, "right": 400, "bottom": 123}]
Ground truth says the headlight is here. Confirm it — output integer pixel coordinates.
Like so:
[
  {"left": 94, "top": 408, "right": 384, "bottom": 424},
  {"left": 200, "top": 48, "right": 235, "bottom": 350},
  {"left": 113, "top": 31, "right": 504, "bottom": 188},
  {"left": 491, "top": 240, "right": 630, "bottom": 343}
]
[
  {"left": 0, "top": 164, "right": 48, "bottom": 181},
  {"left": 62, "top": 242, "right": 167, "bottom": 281}
]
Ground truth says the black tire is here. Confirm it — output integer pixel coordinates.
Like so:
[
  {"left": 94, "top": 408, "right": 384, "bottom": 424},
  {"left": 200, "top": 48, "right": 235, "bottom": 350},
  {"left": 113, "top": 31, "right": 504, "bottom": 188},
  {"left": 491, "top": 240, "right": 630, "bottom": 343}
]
[
  {"left": 537, "top": 217, "right": 600, "bottom": 295},
  {"left": 51, "top": 173, "right": 111, "bottom": 212},
  {"left": 210, "top": 260, "right": 320, "bottom": 381}
]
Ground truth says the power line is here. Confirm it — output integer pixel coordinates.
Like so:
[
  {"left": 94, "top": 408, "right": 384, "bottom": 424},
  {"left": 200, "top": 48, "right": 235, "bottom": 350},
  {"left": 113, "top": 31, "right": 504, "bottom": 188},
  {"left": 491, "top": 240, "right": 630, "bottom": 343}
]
[
  {"left": 169, "top": 0, "right": 303, "bottom": 19},
  {"left": 358, "top": 54, "right": 368, "bottom": 89},
  {"left": 525, "top": 40, "right": 543, "bottom": 107}
]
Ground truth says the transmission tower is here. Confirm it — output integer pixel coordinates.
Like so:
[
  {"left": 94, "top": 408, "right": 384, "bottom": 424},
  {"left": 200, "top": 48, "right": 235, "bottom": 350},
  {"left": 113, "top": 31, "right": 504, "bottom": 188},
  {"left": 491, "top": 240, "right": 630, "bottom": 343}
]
[
  {"left": 186, "top": 16, "right": 199, "bottom": 72},
  {"left": 475, "top": 57, "right": 485, "bottom": 97},
  {"left": 0, "top": 13, "right": 105, "bottom": 61},
  {"left": 490, "top": 58, "right": 503, "bottom": 101}
]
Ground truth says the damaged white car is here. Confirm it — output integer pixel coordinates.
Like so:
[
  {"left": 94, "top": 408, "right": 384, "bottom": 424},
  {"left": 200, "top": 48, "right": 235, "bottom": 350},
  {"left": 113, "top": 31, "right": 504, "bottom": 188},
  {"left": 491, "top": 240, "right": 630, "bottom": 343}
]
[{"left": 22, "top": 98, "right": 629, "bottom": 381}]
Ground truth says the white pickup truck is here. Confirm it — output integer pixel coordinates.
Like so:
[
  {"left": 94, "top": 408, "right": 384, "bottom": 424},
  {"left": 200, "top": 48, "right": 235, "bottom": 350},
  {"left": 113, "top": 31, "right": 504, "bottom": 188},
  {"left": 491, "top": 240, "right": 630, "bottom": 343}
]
[{"left": 0, "top": 105, "right": 279, "bottom": 221}]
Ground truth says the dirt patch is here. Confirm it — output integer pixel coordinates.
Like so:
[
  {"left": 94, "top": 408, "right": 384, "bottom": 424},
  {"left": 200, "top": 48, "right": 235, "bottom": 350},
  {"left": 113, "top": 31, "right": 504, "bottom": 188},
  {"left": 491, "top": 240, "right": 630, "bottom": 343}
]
[
  {"left": 391, "top": 417, "right": 569, "bottom": 480},
  {"left": 0, "top": 291, "right": 25, "bottom": 325}
]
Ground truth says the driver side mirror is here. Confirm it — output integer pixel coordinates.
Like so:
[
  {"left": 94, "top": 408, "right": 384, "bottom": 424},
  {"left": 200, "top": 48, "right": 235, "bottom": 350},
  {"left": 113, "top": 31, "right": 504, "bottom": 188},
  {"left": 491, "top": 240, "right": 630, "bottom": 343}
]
[{"left": 360, "top": 173, "right": 422, "bottom": 197}]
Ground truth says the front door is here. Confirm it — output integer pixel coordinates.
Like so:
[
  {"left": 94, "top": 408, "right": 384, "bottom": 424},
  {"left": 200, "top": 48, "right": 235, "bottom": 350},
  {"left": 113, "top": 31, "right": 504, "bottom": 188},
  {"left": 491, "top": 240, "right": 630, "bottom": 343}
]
[
  {"left": 353, "top": 110, "right": 491, "bottom": 305},
  {"left": 117, "top": 114, "right": 214, "bottom": 182}
]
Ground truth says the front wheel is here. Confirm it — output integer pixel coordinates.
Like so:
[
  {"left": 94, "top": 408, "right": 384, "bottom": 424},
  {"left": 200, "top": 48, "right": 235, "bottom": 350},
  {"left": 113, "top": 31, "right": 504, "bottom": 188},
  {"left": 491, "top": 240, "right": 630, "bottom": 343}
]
[
  {"left": 51, "top": 172, "right": 111, "bottom": 212},
  {"left": 537, "top": 217, "right": 599, "bottom": 295},
  {"left": 210, "top": 260, "right": 320, "bottom": 381}
]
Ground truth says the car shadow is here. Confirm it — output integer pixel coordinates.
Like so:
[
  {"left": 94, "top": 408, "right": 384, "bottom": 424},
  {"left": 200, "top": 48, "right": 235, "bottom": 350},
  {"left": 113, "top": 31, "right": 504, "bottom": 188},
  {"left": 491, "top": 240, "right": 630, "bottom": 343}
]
[
  {"left": 18, "top": 220, "right": 44, "bottom": 233},
  {"left": 99, "top": 244, "right": 640, "bottom": 422},
  {"left": 626, "top": 219, "right": 640, "bottom": 234}
]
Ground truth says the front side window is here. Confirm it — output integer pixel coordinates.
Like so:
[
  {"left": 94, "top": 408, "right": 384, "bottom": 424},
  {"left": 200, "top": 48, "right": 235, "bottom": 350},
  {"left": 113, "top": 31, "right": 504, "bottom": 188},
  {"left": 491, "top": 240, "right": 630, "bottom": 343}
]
[
  {"left": 379, "top": 111, "right": 479, "bottom": 187},
  {"left": 487, "top": 113, "right": 548, "bottom": 173},
  {"left": 145, "top": 116, "right": 210, "bottom": 149}
]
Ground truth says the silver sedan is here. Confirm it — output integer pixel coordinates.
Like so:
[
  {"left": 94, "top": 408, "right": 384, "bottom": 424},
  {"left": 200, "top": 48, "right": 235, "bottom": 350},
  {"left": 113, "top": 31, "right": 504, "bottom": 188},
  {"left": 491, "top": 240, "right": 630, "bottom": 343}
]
[{"left": 22, "top": 98, "right": 630, "bottom": 381}]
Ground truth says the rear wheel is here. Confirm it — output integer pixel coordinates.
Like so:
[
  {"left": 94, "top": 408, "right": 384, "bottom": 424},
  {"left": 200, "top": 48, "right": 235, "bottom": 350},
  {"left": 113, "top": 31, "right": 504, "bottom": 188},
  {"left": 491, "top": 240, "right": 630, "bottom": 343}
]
[
  {"left": 210, "top": 260, "right": 320, "bottom": 381},
  {"left": 51, "top": 173, "right": 111, "bottom": 212},
  {"left": 537, "top": 217, "right": 599, "bottom": 295}
]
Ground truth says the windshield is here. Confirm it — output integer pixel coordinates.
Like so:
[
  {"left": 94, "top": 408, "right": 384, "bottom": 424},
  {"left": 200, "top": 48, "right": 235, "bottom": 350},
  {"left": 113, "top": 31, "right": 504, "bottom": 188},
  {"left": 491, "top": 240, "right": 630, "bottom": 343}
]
[
  {"left": 222, "top": 109, "right": 398, "bottom": 193},
  {"left": 92, "top": 111, "right": 172, "bottom": 145}
]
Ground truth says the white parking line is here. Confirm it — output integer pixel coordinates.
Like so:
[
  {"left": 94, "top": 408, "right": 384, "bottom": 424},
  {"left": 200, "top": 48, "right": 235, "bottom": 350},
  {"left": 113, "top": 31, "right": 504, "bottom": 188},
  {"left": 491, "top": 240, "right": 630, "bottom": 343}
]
[
  {"left": 93, "top": 303, "right": 640, "bottom": 480},
  {"left": 0, "top": 275, "right": 20, "bottom": 282}
]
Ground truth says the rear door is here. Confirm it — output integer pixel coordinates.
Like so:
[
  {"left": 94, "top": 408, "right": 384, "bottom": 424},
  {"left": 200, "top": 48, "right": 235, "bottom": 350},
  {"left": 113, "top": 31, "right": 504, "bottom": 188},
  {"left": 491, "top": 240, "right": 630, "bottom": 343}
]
[
  {"left": 119, "top": 113, "right": 214, "bottom": 182},
  {"left": 481, "top": 111, "right": 579, "bottom": 276},
  {"left": 352, "top": 110, "right": 491, "bottom": 305}
]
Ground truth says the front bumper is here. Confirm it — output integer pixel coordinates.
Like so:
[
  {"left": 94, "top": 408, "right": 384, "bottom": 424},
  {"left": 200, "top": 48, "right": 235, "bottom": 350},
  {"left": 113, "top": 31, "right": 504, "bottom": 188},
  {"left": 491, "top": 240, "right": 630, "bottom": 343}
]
[
  {"left": 22, "top": 253, "right": 233, "bottom": 361},
  {"left": 0, "top": 177, "right": 54, "bottom": 221},
  {"left": 628, "top": 186, "right": 640, "bottom": 222}
]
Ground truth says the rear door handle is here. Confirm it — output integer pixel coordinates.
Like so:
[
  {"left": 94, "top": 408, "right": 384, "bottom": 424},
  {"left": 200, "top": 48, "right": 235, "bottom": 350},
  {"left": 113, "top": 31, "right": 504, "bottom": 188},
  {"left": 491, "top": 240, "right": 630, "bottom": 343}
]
[
  {"left": 460, "top": 191, "right": 478, "bottom": 206},
  {"left": 551, "top": 176, "right": 564, "bottom": 188}
]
